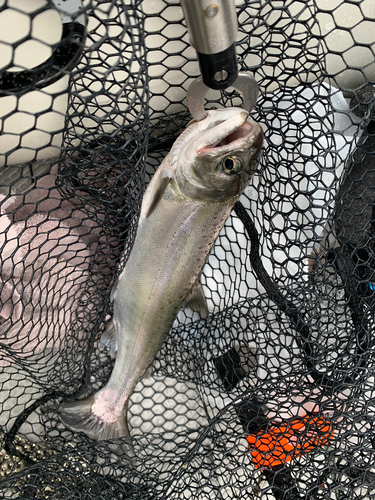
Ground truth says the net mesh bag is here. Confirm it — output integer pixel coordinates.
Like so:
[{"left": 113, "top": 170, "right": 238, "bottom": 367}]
[{"left": 0, "top": 0, "right": 375, "bottom": 498}]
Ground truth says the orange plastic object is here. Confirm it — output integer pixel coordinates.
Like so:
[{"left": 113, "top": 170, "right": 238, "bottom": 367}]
[{"left": 247, "top": 412, "right": 334, "bottom": 469}]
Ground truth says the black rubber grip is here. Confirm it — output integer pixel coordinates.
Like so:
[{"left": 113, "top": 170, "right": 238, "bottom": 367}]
[{"left": 197, "top": 43, "right": 238, "bottom": 91}]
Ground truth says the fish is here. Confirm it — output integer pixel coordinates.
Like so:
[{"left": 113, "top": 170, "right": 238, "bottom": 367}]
[{"left": 58, "top": 107, "right": 263, "bottom": 448}]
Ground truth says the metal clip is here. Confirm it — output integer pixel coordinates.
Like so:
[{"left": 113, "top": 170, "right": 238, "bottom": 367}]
[{"left": 187, "top": 72, "right": 259, "bottom": 122}]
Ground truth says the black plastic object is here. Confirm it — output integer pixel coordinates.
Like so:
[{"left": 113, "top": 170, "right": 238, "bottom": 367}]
[
  {"left": 0, "top": 21, "right": 86, "bottom": 95},
  {"left": 197, "top": 43, "right": 238, "bottom": 90},
  {"left": 262, "top": 467, "right": 303, "bottom": 500},
  {"left": 235, "top": 398, "right": 268, "bottom": 434},
  {"left": 212, "top": 347, "right": 247, "bottom": 391}
]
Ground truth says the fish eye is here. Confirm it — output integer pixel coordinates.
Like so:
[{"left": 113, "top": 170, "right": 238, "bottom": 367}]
[{"left": 222, "top": 156, "right": 242, "bottom": 175}]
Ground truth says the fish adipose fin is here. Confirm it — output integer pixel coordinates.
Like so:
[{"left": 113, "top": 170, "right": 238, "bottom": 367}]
[
  {"left": 98, "top": 320, "right": 117, "bottom": 357},
  {"left": 184, "top": 279, "right": 209, "bottom": 317},
  {"left": 146, "top": 175, "right": 172, "bottom": 218},
  {"left": 58, "top": 396, "right": 131, "bottom": 453}
]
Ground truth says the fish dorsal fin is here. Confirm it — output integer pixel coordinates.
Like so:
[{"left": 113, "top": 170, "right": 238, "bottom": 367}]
[
  {"left": 146, "top": 174, "right": 172, "bottom": 218},
  {"left": 184, "top": 278, "right": 209, "bottom": 317}
]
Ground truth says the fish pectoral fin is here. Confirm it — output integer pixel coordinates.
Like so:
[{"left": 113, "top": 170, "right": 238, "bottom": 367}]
[
  {"left": 184, "top": 279, "right": 209, "bottom": 317},
  {"left": 145, "top": 174, "right": 172, "bottom": 218},
  {"left": 98, "top": 320, "right": 117, "bottom": 358}
]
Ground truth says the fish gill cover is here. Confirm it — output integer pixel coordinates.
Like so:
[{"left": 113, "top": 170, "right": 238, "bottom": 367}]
[{"left": 0, "top": 0, "right": 374, "bottom": 499}]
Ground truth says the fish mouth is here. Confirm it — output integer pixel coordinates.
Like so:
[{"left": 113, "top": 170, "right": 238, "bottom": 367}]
[
  {"left": 197, "top": 113, "right": 260, "bottom": 158},
  {"left": 215, "top": 120, "right": 256, "bottom": 147}
]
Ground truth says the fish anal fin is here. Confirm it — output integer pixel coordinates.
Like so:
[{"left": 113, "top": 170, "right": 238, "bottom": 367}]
[
  {"left": 98, "top": 320, "right": 117, "bottom": 357},
  {"left": 184, "top": 279, "right": 209, "bottom": 317},
  {"left": 146, "top": 175, "right": 172, "bottom": 218}
]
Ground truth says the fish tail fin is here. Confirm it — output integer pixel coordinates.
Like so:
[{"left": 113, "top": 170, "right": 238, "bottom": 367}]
[{"left": 58, "top": 395, "right": 132, "bottom": 455}]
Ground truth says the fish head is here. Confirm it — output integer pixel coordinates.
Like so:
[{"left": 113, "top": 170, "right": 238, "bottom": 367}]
[{"left": 174, "top": 107, "right": 263, "bottom": 202}]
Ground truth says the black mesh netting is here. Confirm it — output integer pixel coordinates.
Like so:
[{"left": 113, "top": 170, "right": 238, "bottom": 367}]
[{"left": 0, "top": 0, "right": 375, "bottom": 498}]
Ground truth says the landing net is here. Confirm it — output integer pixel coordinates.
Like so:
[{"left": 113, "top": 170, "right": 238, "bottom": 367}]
[{"left": 0, "top": 1, "right": 374, "bottom": 498}]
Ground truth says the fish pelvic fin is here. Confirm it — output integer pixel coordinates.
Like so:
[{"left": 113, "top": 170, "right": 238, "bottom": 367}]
[
  {"left": 98, "top": 319, "right": 117, "bottom": 357},
  {"left": 184, "top": 279, "right": 209, "bottom": 317},
  {"left": 58, "top": 395, "right": 132, "bottom": 456}
]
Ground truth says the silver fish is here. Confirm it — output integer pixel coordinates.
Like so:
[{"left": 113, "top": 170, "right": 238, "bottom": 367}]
[{"left": 58, "top": 107, "right": 263, "bottom": 446}]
